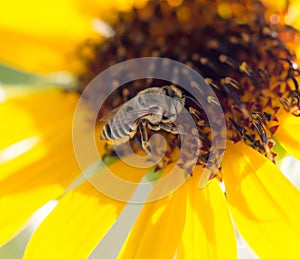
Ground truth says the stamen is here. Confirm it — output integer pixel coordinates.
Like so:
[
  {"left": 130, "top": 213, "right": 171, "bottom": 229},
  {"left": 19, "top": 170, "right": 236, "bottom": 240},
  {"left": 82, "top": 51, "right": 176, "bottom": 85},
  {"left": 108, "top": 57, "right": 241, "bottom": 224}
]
[
  {"left": 78, "top": 0, "right": 300, "bottom": 175},
  {"left": 280, "top": 88, "right": 300, "bottom": 116},
  {"left": 224, "top": 77, "right": 240, "bottom": 91},
  {"left": 219, "top": 54, "right": 238, "bottom": 69},
  {"left": 204, "top": 77, "right": 223, "bottom": 92},
  {"left": 279, "top": 58, "right": 300, "bottom": 79},
  {"left": 252, "top": 114, "right": 268, "bottom": 144},
  {"left": 207, "top": 96, "right": 221, "bottom": 106},
  {"left": 239, "top": 61, "right": 261, "bottom": 87}
]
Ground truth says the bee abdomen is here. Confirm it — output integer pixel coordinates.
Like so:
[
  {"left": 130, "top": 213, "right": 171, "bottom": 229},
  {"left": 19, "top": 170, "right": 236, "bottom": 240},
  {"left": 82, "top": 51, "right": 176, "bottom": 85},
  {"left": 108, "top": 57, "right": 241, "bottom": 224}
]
[
  {"left": 101, "top": 124, "right": 113, "bottom": 140},
  {"left": 102, "top": 121, "right": 132, "bottom": 140},
  {"left": 114, "top": 122, "right": 131, "bottom": 138}
]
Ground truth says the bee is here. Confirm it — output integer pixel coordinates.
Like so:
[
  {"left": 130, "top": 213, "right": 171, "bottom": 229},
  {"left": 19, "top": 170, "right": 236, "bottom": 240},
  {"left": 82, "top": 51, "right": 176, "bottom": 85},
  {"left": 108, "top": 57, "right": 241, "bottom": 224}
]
[
  {"left": 100, "top": 85, "right": 185, "bottom": 154},
  {"left": 100, "top": 84, "right": 219, "bottom": 189}
]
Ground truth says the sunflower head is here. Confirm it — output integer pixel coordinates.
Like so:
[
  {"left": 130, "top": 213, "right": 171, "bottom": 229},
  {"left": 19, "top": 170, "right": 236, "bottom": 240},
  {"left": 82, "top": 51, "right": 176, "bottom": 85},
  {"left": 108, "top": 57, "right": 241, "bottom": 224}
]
[{"left": 77, "top": 0, "right": 300, "bottom": 181}]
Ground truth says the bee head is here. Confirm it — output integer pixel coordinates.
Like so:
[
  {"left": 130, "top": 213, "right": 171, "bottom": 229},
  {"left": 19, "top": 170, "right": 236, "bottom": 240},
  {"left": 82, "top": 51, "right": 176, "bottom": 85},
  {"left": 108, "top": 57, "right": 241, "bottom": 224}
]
[
  {"left": 163, "top": 84, "right": 185, "bottom": 105},
  {"left": 161, "top": 85, "right": 185, "bottom": 121}
]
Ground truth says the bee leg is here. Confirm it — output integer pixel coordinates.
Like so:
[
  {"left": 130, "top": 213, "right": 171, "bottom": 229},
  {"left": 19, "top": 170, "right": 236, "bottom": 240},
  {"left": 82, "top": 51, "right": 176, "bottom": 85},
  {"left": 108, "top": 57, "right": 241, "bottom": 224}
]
[
  {"left": 139, "top": 119, "right": 151, "bottom": 155},
  {"left": 147, "top": 123, "right": 160, "bottom": 131},
  {"left": 148, "top": 123, "right": 179, "bottom": 134},
  {"left": 160, "top": 124, "right": 179, "bottom": 134}
]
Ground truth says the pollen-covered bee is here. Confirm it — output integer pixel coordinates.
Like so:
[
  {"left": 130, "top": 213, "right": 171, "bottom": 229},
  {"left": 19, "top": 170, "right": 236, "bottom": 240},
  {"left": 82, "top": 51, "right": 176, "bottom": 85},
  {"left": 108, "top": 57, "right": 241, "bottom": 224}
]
[{"left": 100, "top": 85, "right": 185, "bottom": 154}]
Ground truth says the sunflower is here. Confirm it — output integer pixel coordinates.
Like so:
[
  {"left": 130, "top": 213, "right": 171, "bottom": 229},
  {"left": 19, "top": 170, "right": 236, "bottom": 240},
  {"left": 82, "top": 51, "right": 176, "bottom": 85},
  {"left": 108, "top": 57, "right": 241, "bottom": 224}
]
[{"left": 1, "top": 0, "right": 300, "bottom": 258}]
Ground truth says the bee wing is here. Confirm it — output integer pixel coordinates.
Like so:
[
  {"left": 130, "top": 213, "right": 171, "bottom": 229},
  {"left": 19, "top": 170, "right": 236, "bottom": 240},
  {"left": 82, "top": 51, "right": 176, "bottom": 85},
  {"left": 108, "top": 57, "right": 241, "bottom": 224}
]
[
  {"left": 100, "top": 104, "right": 160, "bottom": 123},
  {"left": 99, "top": 105, "right": 123, "bottom": 123}
]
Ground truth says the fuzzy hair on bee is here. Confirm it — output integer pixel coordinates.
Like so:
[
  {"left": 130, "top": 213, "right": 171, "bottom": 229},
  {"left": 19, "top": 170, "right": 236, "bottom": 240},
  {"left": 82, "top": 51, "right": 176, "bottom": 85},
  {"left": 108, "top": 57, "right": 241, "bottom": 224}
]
[{"left": 100, "top": 85, "right": 185, "bottom": 154}]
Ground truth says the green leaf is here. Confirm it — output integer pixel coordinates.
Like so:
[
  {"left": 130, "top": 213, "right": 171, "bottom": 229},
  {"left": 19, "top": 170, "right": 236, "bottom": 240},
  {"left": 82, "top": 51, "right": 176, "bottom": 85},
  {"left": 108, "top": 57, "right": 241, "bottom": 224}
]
[{"left": 0, "top": 63, "right": 76, "bottom": 89}]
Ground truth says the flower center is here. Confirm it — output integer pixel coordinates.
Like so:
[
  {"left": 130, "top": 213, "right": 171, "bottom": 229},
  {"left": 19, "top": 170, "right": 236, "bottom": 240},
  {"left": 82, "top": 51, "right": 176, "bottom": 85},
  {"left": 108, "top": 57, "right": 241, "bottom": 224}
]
[{"left": 79, "top": 0, "right": 300, "bottom": 172}]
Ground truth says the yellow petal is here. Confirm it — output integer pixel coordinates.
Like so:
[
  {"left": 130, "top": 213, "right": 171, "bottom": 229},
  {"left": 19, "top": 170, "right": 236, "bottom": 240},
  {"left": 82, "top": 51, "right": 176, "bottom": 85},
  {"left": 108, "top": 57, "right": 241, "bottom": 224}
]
[
  {"left": 119, "top": 166, "right": 236, "bottom": 259},
  {"left": 275, "top": 108, "right": 300, "bottom": 161},
  {"left": 223, "top": 141, "right": 300, "bottom": 258},
  {"left": 261, "top": 0, "right": 288, "bottom": 14},
  {"left": 0, "top": 0, "right": 147, "bottom": 73},
  {"left": 23, "top": 182, "right": 125, "bottom": 259},
  {"left": 0, "top": 90, "right": 82, "bottom": 245},
  {"left": 177, "top": 169, "right": 237, "bottom": 259},
  {"left": 23, "top": 160, "right": 150, "bottom": 259},
  {"left": 261, "top": 0, "right": 300, "bottom": 31},
  {"left": 118, "top": 169, "right": 188, "bottom": 259},
  {"left": 284, "top": 0, "right": 300, "bottom": 29},
  {"left": 0, "top": 1, "right": 92, "bottom": 73}
]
